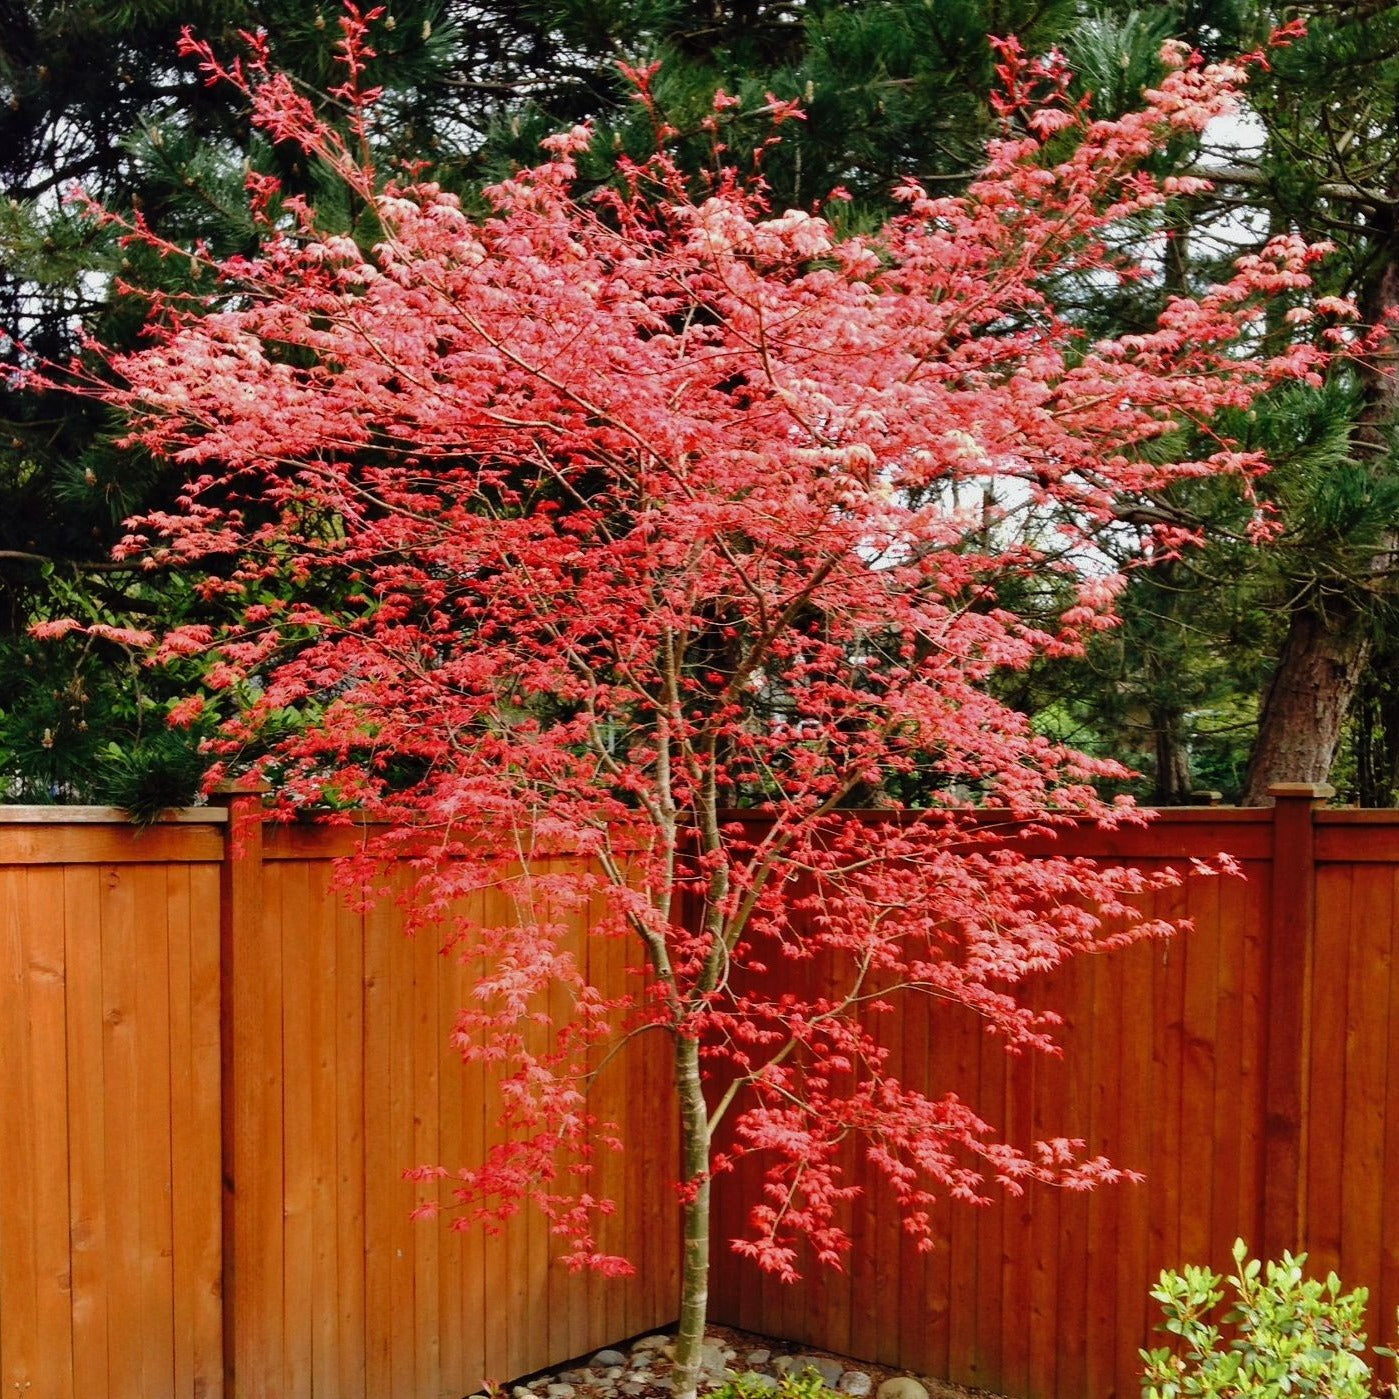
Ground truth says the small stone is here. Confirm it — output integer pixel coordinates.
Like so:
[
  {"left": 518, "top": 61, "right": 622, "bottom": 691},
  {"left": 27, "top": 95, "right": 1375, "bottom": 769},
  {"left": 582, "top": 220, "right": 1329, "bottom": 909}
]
[
  {"left": 561, "top": 1371, "right": 591, "bottom": 1385},
  {"left": 737, "top": 1374, "right": 778, "bottom": 1394},
  {"left": 772, "top": 1358, "right": 797, "bottom": 1377},
  {"left": 701, "top": 1341, "right": 733, "bottom": 1366},
  {"left": 603, "top": 1367, "right": 625, "bottom": 1380},
  {"left": 745, "top": 1351, "right": 772, "bottom": 1367},
  {"left": 546, "top": 1386, "right": 576, "bottom": 1399},
  {"left": 512, "top": 1388, "right": 531, "bottom": 1399},
  {"left": 838, "top": 1373, "right": 872, "bottom": 1398},
  {"left": 628, "top": 1370, "right": 654, "bottom": 1384},
  {"left": 594, "top": 1351, "right": 629, "bottom": 1368},
  {"left": 876, "top": 1380, "right": 930, "bottom": 1399},
  {"left": 634, "top": 1335, "right": 670, "bottom": 1353},
  {"left": 794, "top": 1357, "right": 844, "bottom": 1389},
  {"left": 621, "top": 1386, "right": 647, "bottom": 1396}
]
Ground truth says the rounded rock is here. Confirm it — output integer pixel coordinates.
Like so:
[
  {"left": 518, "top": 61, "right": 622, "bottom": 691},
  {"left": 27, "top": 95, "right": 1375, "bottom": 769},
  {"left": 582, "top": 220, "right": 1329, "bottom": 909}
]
[
  {"left": 594, "top": 1351, "right": 629, "bottom": 1368},
  {"left": 546, "top": 1386, "right": 576, "bottom": 1399},
  {"left": 794, "top": 1357, "right": 844, "bottom": 1389},
  {"left": 876, "top": 1380, "right": 930, "bottom": 1399},
  {"left": 838, "top": 1373, "right": 873, "bottom": 1398},
  {"left": 745, "top": 1351, "right": 772, "bottom": 1368}
]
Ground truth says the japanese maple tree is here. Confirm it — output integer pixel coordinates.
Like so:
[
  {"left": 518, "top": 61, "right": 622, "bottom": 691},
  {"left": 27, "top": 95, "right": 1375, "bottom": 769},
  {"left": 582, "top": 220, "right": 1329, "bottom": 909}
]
[{"left": 43, "top": 12, "right": 1342, "bottom": 1396}]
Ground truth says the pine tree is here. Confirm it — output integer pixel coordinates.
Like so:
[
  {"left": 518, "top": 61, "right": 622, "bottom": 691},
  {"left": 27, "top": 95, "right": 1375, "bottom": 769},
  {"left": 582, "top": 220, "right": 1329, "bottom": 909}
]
[
  {"left": 0, "top": 0, "right": 1127, "bottom": 805},
  {"left": 0, "top": 0, "right": 491, "bottom": 805}
]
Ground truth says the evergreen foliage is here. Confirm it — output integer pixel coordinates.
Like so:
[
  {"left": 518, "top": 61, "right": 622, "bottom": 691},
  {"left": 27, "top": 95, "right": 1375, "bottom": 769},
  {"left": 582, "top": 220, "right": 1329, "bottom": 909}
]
[{"left": 8, "top": 0, "right": 1399, "bottom": 807}]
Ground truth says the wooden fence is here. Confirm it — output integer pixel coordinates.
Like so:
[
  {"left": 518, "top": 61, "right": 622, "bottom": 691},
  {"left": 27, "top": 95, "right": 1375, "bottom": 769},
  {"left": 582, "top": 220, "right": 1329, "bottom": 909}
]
[
  {"left": 4, "top": 788, "right": 1399, "bottom": 1399},
  {"left": 710, "top": 787, "right": 1399, "bottom": 1399},
  {"left": 0, "top": 796, "right": 677, "bottom": 1399}
]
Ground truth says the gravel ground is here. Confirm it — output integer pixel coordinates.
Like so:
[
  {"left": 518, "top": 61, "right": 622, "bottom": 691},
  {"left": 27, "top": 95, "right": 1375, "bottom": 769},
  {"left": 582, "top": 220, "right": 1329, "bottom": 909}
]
[{"left": 496, "top": 1321, "right": 1001, "bottom": 1399}]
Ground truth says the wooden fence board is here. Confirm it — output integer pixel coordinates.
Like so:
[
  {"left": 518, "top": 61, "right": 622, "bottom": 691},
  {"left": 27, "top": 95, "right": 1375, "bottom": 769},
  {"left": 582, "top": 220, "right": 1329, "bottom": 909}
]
[
  {"left": 1308, "top": 864, "right": 1350, "bottom": 1275},
  {"left": 1381, "top": 875, "right": 1399, "bottom": 1381},
  {"left": 63, "top": 864, "right": 110, "bottom": 1399},
  {"left": 1, "top": 861, "right": 40, "bottom": 1397},
  {"left": 25, "top": 866, "right": 76, "bottom": 1399},
  {"left": 103, "top": 864, "right": 146, "bottom": 1399},
  {"left": 8, "top": 796, "right": 1399, "bottom": 1399},
  {"left": 705, "top": 794, "right": 1399, "bottom": 1399}
]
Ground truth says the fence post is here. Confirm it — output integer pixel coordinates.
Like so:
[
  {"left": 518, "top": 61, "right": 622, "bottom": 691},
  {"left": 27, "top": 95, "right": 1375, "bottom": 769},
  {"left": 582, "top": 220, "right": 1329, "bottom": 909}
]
[
  {"left": 213, "top": 779, "right": 271, "bottom": 1399},
  {"left": 1261, "top": 781, "right": 1331, "bottom": 1259}
]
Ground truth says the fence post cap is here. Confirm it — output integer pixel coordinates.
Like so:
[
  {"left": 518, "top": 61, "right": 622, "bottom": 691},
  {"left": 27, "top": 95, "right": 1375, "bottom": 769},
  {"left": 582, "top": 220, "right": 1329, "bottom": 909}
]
[{"left": 1267, "top": 781, "right": 1334, "bottom": 803}]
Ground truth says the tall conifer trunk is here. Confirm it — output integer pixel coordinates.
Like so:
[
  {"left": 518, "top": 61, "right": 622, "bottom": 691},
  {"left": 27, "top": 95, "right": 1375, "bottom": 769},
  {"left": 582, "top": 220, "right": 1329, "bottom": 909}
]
[
  {"left": 1245, "top": 242, "right": 1399, "bottom": 803},
  {"left": 1242, "top": 607, "right": 1372, "bottom": 803}
]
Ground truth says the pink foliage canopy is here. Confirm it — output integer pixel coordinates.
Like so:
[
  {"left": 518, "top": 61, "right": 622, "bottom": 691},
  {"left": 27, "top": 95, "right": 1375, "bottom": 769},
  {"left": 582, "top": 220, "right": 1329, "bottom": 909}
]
[{"left": 45, "top": 9, "right": 1338, "bottom": 1279}]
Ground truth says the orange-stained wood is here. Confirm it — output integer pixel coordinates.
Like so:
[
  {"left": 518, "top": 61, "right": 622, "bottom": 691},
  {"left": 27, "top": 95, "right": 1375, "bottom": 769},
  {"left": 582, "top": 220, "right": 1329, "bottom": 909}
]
[{"left": 7, "top": 802, "right": 1399, "bottom": 1399}]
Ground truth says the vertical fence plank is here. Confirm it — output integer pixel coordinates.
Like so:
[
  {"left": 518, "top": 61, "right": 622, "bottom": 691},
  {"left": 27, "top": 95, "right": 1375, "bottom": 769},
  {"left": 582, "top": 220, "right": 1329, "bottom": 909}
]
[
  {"left": 1380, "top": 866, "right": 1399, "bottom": 1384},
  {"left": 362, "top": 889, "right": 396, "bottom": 1399},
  {"left": 332, "top": 877, "right": 368, "bottom": 1399},
  {"left": 1340, "top": 864, "right": 1391, "bottom": 1342},
  {"left": 103, "top": 863, "right": 146, "bottom": 1399},
  {"left": 1111, "top": 929, "right": 1156, "bottom": 1399},
  {"left": 63, "top": 864, "right": 109, "bottom": 1399},
  {"left": 132, "top": 864, "right": 177, "bottom": 1399},
  {"left": 168, "top": 864, "right": 198, "bottom": 1399},
  {"left": 1305, "top": 863, "right": 1348, "bottom": 1278},
  {"left": 1264, "top": 784, "right": 1330, "bottom": 1260},
  {"left": 0, "top": 863, "right": 39, "bottom": 1397},
  {"left": 436, "top": 907, "right": 466, "bottom": 1399},
  {"left": 411, "top": 906, "right": 442, "bottom": 1397},
  {"left": 1207, "top": 872, "right": 1246, "bottom": 1273},
  {"left": 1086, "top": 951, "right": 1123, "bottom": 1399},
  {"left": 456, "top": 895, "right": 488, "bottom": 1391},
  {"left": 1052, "top": 928, "right": 1098, "bottom": 1399},
  {"left": 25, "top": 867, "right": 76, "bottom": 1399},
  {"left": 305, "top": 862, "right": 341, "bottom": 1399},
  {"left": 218, "top": 785, "right": 274, "bottom": 1399},
  {"left": 27, "top": 799, "right": 1399, "bottom": 1399},
  {"left": 281, "top": 860, "right": 315, "bottom": 1399},
  {"left": 190, "top": 861, "right": 227, "bottom": 1398}
]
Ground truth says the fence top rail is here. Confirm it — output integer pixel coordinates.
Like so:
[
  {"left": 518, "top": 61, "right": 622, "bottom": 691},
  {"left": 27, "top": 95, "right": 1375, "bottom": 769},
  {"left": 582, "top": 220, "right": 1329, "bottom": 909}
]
[{"left": 0, "top": 804, "right": 227, "bottom": 824}]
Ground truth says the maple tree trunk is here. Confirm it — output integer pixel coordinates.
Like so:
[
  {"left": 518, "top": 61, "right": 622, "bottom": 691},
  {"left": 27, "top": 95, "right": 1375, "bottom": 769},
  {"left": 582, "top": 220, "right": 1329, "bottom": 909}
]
[
  {"left": 1241, "top": 606, "right": 1371, "bottom": 805},
  {"left": 672, "top": 1033, "right": 712, "bottom": 1399}
]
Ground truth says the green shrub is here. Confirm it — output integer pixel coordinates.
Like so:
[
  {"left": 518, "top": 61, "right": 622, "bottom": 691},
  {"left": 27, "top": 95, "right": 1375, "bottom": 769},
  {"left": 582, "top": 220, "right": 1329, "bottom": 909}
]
[
  {"left": 1141, "top": 1239, "right": 1394, "bottom": 1399},
  {"left": 711, "top": 1369, "right": 837, "bottom": 1399}
]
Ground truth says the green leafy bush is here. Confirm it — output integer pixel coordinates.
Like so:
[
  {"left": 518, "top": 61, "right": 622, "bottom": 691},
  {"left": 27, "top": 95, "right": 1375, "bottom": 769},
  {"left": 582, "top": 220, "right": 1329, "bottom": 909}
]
[
  {"left": 711, "top": 1369, "right": 837, "bottom": 1399},
  {"left": 1141, "top": 1239, "right": 1394, "bottom": 1399}
]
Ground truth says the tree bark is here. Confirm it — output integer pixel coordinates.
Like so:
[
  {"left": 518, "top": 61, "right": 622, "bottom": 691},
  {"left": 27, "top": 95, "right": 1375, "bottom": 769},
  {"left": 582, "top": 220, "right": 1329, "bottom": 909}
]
[
  {"left": 670, "top": 1033, "right": 712, "bottom": 1399},
  {"left": 1151, "top": 704, "right": 1195, "bottom": 805},
  {"left": 1243, "top": 223, "right": 1399, "bottom": 804},
  {"left": 1353, "top": 648, "right": 1399, "bottom": 806},
  {"left": 1242, "top": 606, "right": 1372, "bottom": 804}
]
